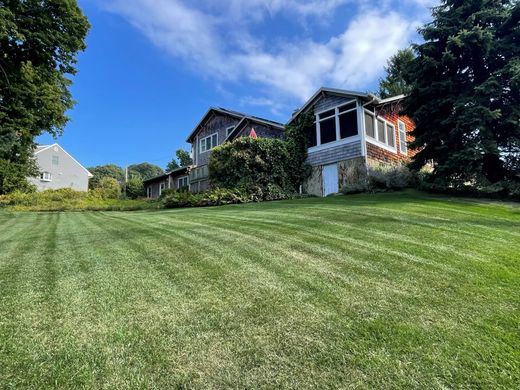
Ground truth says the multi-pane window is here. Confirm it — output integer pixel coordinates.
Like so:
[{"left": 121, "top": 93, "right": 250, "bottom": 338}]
[
  {"left": 52, "top": 155, "right": 59, "bottom": 165},
  {"left": 178, "top": 176, "right": 189, "bottom": 188},
  {"left": 200, "top": 133, "right": 218, "bottom": 153},
  {"left": 364, "top": 110, "right": 396, "bottom": 149},
  {"left": 40, "top": 172, "right": 52, "bottom": 182},
  {"left": 398, "top": 120, "right": 408, "bottom": 154},
  {"left": 311, "top": 101, "right": 358, "bottom": 147}
]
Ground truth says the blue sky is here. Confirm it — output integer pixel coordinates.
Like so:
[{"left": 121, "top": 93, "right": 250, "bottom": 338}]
[{"left": 37, "top": 0, "right": 435, "bottom": 169}]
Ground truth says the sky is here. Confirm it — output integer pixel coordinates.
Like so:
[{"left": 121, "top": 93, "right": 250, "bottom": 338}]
[{"left": 37, "top": 0, "right": 436, "bottom": 170}]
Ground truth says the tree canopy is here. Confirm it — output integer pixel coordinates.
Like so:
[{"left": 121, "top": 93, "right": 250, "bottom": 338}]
[
  {"left": 378, "top": 48, "right": 415, "bottom": 98},
  {"left": 128, "top": 163, "right": 164, "bottom": 180},
  {"left": 166, "top": 148, "right": 193, "bottom": 172},
  {"left": 403, "top": 0, "right": 520, "bottom": 185},
  {"left": 0, "top": 0, "right": 90, "bottom": 194},
  {"left": 87, "top": 164, "right": 125, "bottom": 189}
]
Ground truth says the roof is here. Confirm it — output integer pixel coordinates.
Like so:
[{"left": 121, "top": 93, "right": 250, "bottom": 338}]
[
  {"left": 287, "top": 87, "right": 406, "bottom": 125},
  {"left": 186, "top": 107, "right": 284, "bottom": 142},
  {"left": 34, "top": 143, "right": 93, "bottom": 178},
  {"left": 143, "top": 166, "right": 190, "bottom": 184},
  {"left": 224, "top": 115, "right": 285, "bottom": 142}
]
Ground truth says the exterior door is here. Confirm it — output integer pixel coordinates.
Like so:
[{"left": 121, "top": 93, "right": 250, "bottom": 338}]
[{"left": 322, "top": 164, "right": 339, "bottom": 196}]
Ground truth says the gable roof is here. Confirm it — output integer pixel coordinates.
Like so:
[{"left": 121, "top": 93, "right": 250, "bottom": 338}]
[
  {"left": 287, "top": 87, "right": 406, "bottom": 125},
  {"left": 186, "top": 107, "right": 284, "bottom": 142},
  {"left": 224, "top": 115, "right": 284, "bottom": 142},
  {"left": 34, "top": 143, "right": 93, "bottom": 178}
]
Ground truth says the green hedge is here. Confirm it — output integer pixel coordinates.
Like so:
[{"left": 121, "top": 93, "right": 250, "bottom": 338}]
[{"left": 209, "top": 137, "right": 293, "bottom": 192}]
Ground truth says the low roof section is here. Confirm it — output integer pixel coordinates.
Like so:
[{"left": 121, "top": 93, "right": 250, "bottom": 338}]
[{"left": 143, "top": 166, "right": 190, "bottom": 185}]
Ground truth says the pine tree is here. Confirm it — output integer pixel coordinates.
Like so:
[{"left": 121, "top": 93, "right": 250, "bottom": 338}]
[
  {"left": 403, "top": 0, "right": 520, "bottom": 185},
  {"left": 378, "top": 48, "right": 415, "bottom": 98}
]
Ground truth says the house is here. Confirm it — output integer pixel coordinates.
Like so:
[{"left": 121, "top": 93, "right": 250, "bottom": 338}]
[
  {"left": 186, "top": 107, "right": 285, "bottom": 193},
  {"left": 289, "top": 87, "right": 415, "bottom": 196},
  {"left": 143, "top": 166, "right": 191, "bottom": 199},
  {"left": 29, "top": 143, "right": 93, "bottom": 192}
]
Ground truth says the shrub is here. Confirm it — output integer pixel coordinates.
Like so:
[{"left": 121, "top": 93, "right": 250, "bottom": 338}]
[
  {"left": 92, "top": 177, "right": 121, "bottom": 199},
  {"left": 126, "top": 176, "right": 144, "bottom": 199},
  {"left": 209, "top": 137, "right": 292, "bottom": 193}
]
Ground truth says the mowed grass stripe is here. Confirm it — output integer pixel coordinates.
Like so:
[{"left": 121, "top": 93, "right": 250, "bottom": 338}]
[{"left": 0, "top": 192, "right": 518, "bottom": 388}]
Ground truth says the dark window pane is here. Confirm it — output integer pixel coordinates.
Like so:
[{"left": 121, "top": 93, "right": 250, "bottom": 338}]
[
  {"left": 365, "top": 113, "right": 375, "bottom": 137},
  {"left": 320, "top": 117, "right": 337, "bottom": 144},
  {"left": 319, "top": 109, "right": 335, "bottom": 120},
  {"left": 308, "top": 124, "right": 317, "bottom": 147},
  {"left": 338, "top": 101, "right": 356, "bottom": 113},
  {"left": 377, "top": 119, "right": 386, "bottom": 143},
  {"left": 339, "top": 110, "right": 358, "bottom": 138},
  {"left": 212, "top": 134, "right": 218, "bottom": 148},
  {"left": 387, "top": 125, "right": 395, "bottom": 147}
]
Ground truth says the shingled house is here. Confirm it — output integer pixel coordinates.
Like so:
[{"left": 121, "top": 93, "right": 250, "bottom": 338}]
[
  {"left": 143, "top": 166, "right": 190, "bottom": 199},
  {"left": 289, "top": 87, "right": 415, "bottom": 196},
  {"left": 186, "top": 107, "right": 285, "bottom": 193}
]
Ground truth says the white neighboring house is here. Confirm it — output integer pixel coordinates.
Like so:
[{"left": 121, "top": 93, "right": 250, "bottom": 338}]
[{"left": 29, "top": 143, "right": 93, "bottom": 192}]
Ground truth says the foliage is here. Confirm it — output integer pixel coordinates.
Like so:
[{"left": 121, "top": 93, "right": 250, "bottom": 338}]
[
  {"left": 403, "top": 0, "right": 520, "bottom": 186},
  {"left": 128, "top": 163, "right": 164, "bottom": 181},
  {"left": 166, "top": 148, "right": 193, "bottom": 172},
  {"left": 166, "top": 159, "right": 179, "bottom": 172},
  {"left": 0, "top": 158, "right": 37, "bottom": 194},
  {"left": 125, "top": 176, "right": 144, "bottom": 199},
  {"left": 284, "top": 111, "right": 315, "bottom": 191},
  {"left": 209, "top": 137, "right": 293, "bottom": 192},
  {"left": 87, "top": 164, "right": 125, "bottom": 189},
  {"left": 0, "top": 0, "right": 89, "bottom": 194},
  {"left": 378, "top": 48, "right": 415, "bottom": 98},
  {"left": 0, "top": 188, "right": 154, "bottom": 211},
  {"left": 91, "top": 177, "right": 121, "bottom": 199},
  {"left": 162, "top": 185, "right": 294, "bottom": 209}
]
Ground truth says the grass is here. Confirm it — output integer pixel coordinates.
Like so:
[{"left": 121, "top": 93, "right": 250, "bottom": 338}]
[{"left": 0, "top": 191, "right": 518, "bottom": 389}]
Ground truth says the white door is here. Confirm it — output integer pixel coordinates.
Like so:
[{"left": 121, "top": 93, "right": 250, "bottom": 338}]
[{"left": 322, "top": 164, "right": 339, "bottom": 196}]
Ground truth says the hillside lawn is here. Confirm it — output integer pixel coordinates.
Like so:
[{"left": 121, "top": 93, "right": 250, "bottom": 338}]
[{"left": 0, "top": 191, "right": 518, "bottom": 389}]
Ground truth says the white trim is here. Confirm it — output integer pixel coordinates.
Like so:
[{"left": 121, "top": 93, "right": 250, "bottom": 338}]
[
  {"left": 35, "top": 143, "right": 93, "bottom": 177},
  {"left": 177, "top": 176, "right": 189, "bottom": 189},
  {"left": 313, "top": 101, "right": 360, "bottom": 148},
  {"left": 398, "top": 119, "right": 408, "bottom": 155},
  {"left": 159, "top": 182, "right": 166, "bottom": 196},
  {"left": 199, "top": 132, "right": 218, "bottom": 154},
  {"left": 366, "top": 137, "right": 398, "bottom": 153},
  {"left": 225, "top": 125, "right": 235, "bottom": 138},
  {"left": 308, "top": 135, "right": 361, "bottom": 153},
  {"left": 314, "top": 99, "right": 357, "bottom": 116},
  {"left": 40, "top": 172, "right": 52, "bottom": 182},
  {"left": 363, "top": 109, "right": 397, "bottom": 153}
]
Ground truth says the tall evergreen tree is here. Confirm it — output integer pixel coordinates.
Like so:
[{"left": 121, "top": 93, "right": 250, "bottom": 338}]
[
  {"left": 378, "top": 48, "right": 415, "bottom": 98},
  {"left": 0, "top": 1, "right": 90, "bottom": 194},
  {"left": 403, "top": 0, "right": 520, "bottom": 185}
]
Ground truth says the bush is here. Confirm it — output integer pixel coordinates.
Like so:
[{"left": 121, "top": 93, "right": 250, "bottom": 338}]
[
  {"left": 162, "top": 185, "right": 294, "bottom": 209},
  {"left": 340, "top": 164, "right": 413, "bottom": 195},
  {"left": 92, "top": 177, "right": 121, "bottom": 199},
  {"left": 126, "top": 176, "right": 144, "bottom": 199},
  {"left": 209, "top": 137, "right": 293, "bottom": 193}
]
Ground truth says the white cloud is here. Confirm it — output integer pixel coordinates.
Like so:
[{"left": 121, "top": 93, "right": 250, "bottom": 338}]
[{"left": 102, "top": 0, "right": 426, "bottom": 106}]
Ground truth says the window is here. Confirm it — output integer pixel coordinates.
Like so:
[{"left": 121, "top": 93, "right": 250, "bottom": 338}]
[
  {"left": 159, "top": 182, "right": 166, "bottom": 196},
  {"left": 364, "top": 112, "right": 375, "bottom": 138},
  {"left": 52, "top": 155, "right": 59, "bottom": 165},
  {"left": 147, "top": 187, "right": 152, "bottom": 198},
  {"left": 226, "top": 126, "right": 235, "bottom": 138},
  {"left": 40, "top": 172, "right": 52, "bottom": 182},
  {"left": 364, "top": 110, "right": 396, "bottom": 150},
  {"left": 398, "top": 120, "right": 408, "bottom": 154},
  {"left": 200, "top": 133, "right": 218, "bottom": 153},
  {"left": 178, "top": 176, "right": 189, "bottom": 188},
  {"left": 314, "top": 100, "right": 359, "bottom": 147}
]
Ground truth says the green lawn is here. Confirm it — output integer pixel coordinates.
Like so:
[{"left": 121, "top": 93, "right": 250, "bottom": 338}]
[{"left": 1, "top": 191, "right": 519, "bottom": 389}]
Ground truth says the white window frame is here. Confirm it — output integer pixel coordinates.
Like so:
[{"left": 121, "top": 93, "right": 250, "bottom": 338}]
[
  {"left": 177, "top": 176, "right": 189, "bottom": 189},
  {"left": 52, "top": 155, "right": 59, "bottom": 165},
  {"left": 310, "top": 100, "right": 360, "bottom": 152},
  {"left": 159, "top": 182, "right": 166, "bottom": 196},
  {"left": 226, "top": 126, "right": 235, "bottom": 138},
  {"left": 364, "top": 108, "right": 397, "bottom": 153},
  {"left": 199, "top": 132, "right": 218, "bottom": 154},
  {"left": 398, "top": 119, "right": 408, "bottom": 155},
  {"left": 40, "top": 172, "right": 52, "bottom": 182}
]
